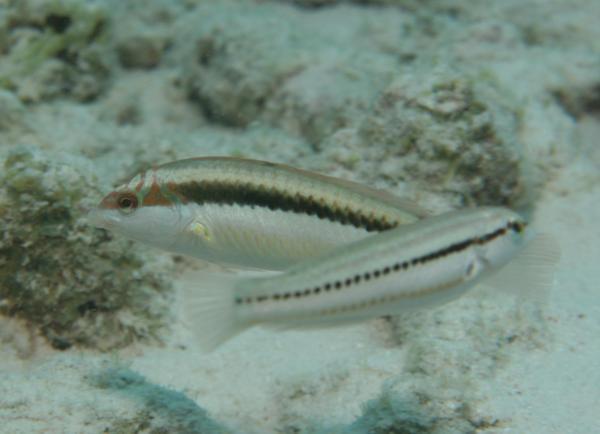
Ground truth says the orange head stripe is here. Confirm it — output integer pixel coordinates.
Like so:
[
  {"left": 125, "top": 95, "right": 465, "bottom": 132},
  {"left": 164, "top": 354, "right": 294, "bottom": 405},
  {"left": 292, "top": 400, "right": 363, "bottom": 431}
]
[
  {"left": 99, "top": 191, "right": 121, "bottom": 210},
  {"left": 134, "top": 170, "right": 146, "bottom": 193},
  {"left": 167, "top": 181, "right": 189, "bottom": 203},
  {"left": 142, "top": 182, "right": 173, "bottom": 206}
]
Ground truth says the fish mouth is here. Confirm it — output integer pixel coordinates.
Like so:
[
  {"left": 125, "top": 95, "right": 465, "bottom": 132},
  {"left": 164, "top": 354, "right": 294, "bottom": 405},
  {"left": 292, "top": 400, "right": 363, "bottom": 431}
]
[{"left": 86, "top": 209, "right": 119, "bottom": 229}]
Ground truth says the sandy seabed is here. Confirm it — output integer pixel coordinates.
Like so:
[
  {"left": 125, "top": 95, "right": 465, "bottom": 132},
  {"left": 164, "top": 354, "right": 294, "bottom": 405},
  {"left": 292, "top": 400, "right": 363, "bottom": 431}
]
[{"left": 0, "top": 0, "right": 599, "bottom": 433}]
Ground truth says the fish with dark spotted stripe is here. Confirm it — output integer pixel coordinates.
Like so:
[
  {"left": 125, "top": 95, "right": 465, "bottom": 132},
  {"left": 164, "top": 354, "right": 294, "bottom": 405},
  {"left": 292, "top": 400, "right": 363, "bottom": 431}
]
[{"left": 181, "top": 207, "right": 559, "bottom": 350}]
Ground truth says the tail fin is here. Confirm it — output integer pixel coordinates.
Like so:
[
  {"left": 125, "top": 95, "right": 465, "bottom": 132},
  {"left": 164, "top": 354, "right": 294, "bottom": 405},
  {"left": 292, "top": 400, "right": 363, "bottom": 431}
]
[
  {"left": 487, "top": 233, "right": 561, "bottom": 303},
  {"left": 179, "top": 271, "right": 246, "bottom": 352}
]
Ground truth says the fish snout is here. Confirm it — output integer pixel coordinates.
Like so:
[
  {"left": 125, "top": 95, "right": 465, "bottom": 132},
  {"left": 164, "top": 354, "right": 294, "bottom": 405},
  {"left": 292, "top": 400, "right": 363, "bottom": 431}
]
[{"left": 86, "top": 208, "right": 120, "bottom": 229}]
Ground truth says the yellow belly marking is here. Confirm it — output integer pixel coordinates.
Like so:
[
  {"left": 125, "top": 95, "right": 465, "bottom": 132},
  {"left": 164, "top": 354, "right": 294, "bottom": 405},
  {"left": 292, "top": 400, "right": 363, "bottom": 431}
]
[{"left": 188, "top": 220, "right": 211, "bottom": 241}]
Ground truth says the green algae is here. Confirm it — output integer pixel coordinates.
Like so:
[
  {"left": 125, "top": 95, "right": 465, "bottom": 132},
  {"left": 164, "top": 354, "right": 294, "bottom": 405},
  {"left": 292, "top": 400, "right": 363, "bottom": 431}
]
[
  {"left": 325, "top": 71, "right": 525, "bottom": 207},
  {"left": 0, "top": 0, "right": 111, "bottom": 101},
  {"left": 0, "top": 146, "right": 173, "bottom": 351}
]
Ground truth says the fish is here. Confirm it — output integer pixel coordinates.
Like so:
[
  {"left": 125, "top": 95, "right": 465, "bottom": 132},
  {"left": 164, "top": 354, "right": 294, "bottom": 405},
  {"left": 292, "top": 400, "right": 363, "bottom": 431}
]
[
  {"left": 181, "top": 207, "right": 560, "bottom": 350},
  {"left": 88, "top": 156, "right": 428, "bottom": 270}
]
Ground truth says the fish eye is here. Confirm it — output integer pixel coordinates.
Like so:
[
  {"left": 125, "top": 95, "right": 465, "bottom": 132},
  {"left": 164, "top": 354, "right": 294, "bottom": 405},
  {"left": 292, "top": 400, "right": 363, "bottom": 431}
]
[
  {"left": 508, "top": 218, "right": 526, "bottom": 233},
  {"left": 116, "top": 193, "right": 138, "bottom": 214}
]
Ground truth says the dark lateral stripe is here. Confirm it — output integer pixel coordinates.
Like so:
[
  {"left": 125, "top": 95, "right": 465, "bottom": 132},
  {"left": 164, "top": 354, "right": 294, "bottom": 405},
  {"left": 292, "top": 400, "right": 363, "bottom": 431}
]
[
  {"left": 235, "top": 219, "right": 526, "bottom": 305},
  {"left": 172, "top": 180, "right": 396, "bottom": 232}
]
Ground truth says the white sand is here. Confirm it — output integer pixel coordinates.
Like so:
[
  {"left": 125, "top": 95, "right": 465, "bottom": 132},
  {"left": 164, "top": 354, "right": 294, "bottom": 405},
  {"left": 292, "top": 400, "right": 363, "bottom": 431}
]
[
  {"left": 1, "top": 154, "right": 598, "bottom": 433},
  {"left": 1, "top": 0, "right": 599, "bottom": 432}
]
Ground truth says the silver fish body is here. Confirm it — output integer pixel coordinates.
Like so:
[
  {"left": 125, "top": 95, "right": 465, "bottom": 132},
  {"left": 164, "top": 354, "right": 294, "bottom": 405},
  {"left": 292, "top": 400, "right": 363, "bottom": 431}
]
[
  {"left": 184, "top": 207, "right": 559, "bottom": 349},
  {"left": 89, "top": 157, "right": 427, "bottom": 270},
  {"left": 235, "top": 207, "right": 527, "bottom": 324}
]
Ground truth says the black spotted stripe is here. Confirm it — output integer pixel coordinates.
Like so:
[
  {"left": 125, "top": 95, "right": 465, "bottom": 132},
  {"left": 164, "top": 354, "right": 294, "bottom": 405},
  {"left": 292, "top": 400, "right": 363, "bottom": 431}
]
[{"left": 234, "top": 219, "right": 525, "bottom": 306}]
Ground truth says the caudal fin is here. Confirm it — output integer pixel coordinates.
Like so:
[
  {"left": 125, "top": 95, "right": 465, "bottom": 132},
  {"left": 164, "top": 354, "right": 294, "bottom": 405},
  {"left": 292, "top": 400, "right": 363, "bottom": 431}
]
[{"left": 179, "top": 272, "right": 246, "bottom": 352}]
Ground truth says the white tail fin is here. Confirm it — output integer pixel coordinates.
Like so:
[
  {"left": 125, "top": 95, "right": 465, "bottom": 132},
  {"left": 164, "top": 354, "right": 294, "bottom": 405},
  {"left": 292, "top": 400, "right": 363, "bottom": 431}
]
[
  {"left": 487, "top": 233, "right": 561, "bottom": 303},
  {"left": 179, "top": 272, "right": 246, "bottom": 352}
]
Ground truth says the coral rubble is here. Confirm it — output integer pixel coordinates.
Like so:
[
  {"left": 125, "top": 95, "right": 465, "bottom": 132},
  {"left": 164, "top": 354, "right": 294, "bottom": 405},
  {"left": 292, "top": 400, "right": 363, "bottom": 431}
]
[{"left": 0, "top": 146, "right": 173, "bottom": 350}]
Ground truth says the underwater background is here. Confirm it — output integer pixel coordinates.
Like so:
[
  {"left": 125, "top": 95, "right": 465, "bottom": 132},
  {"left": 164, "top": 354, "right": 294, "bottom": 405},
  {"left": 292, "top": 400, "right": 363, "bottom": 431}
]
[{"left": 0, "top": 0, "right": 598, "bottom": 433}]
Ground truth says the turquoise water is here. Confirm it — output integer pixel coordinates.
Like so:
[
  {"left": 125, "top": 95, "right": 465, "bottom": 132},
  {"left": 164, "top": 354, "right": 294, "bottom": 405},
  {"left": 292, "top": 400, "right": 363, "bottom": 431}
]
[{"left": 0, "top": 0, "right": 598, "bottom": 433}]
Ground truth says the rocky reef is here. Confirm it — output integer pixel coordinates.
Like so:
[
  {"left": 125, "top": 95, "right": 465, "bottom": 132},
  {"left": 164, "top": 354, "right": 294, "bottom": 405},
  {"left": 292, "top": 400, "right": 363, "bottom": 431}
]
[
  {"left": 0, "top": 146, "right": 173, "bottom": 351},
  {"left": 0, "top": 0, "right": 111, "bottom": 102}
]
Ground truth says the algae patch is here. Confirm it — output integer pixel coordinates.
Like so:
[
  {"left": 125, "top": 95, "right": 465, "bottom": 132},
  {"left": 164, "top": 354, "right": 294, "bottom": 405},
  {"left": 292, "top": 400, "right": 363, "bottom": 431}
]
[
  {"left": 0, "top": 147, "right": 173, "bottom": 351},
  {"left": 326, "top": 71, "right": 525, "bottom": 208},
  {"left": 0, "top": 0, "right": 111, "bottom": 102}
]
